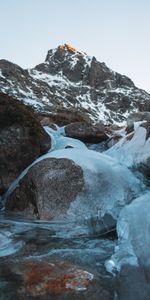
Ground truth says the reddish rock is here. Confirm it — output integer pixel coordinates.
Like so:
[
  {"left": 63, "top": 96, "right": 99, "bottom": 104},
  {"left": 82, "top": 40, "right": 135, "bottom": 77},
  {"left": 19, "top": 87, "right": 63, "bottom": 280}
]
[
  {"left": 0, "top": 92, "right": 51, "bottom": 195},
  {"left": 65, "top": 122, "right": 109, "bottom": 143},
  {"left": 18, "top": 261, "right": 94, "bottom": 297},
  {"left": 5, "top": 158, "right": 84, "bottom": 219}
]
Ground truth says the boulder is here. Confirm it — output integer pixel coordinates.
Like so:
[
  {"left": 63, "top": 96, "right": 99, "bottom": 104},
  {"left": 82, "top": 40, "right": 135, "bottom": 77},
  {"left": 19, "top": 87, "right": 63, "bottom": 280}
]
[
  {"left": 2, "top": 258, "right": 113, "bottom": 300},
  {"left": 5, "top": 158, "right": 84, "bottom": 219},
  {"left": 38, "top": 108, "right": 91, "bottom": 127},
  {"left": 5, "top": 146, "right": 141, "bottom": 227},
  {"left": 0, "top": 92, "right": 51, "bottom": 195},
  {"left": 65, "top": 122, "right": 109, "bottom": 143},
  {"left": 16, "top": 261, "right": 94, "bottom": 297}
]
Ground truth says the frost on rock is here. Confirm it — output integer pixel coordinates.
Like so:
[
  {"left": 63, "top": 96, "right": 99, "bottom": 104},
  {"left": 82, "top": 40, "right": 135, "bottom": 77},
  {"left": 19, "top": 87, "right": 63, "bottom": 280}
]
[
  {"left": 27, "top": 135, "right": 143, "bottom": 230},
  {"left": 106, "top": 191, "right": 150, "bottom": 274}
]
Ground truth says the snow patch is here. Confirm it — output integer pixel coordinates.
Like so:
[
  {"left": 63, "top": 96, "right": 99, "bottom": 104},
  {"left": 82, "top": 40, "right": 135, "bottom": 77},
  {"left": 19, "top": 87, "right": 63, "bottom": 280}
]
[{"left": 0, "top": 70, "right": 5, "bottom": 79}]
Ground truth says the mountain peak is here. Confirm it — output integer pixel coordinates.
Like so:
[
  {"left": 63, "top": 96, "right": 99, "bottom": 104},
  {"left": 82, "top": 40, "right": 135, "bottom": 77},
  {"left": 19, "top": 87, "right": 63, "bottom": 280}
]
[
  {"left": 45, "top": 43, "right": 89, "bottom": 65},
  {"left": 1, "top": 44, "right": 150, "bottom": 126},
  {"left": 58, "top": 44, "right": 78, "bottom": 54},
  {"left": 57, "top": 43, "right": 87, "bottom": 56}
]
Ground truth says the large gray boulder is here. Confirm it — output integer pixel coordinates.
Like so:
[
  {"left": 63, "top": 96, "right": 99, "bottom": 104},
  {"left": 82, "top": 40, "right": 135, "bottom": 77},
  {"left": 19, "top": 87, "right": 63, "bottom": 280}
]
[{"left": 5, "top": 158, "right": 84, "bottom": 220}]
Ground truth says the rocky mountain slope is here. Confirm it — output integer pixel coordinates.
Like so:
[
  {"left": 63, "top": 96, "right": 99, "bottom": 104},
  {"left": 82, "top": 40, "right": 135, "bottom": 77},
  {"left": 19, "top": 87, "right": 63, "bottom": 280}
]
[{"left": 0, "top": 43, "right": 150, "bottom": 125}]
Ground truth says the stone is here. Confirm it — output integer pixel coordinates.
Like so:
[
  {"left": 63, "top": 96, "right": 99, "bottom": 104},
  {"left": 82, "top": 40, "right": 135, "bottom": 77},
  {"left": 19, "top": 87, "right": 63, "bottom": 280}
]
[
  {"left": 5, "top": 158, "right": 84, "bottom": 220},
  {"left": 17, "top": 261, "right": 94, "bottom": 297},
  {"left": 38, "top": 108, "right": 91, "bottom": 126},
  {"left": 0, "top": 92, "right": 51, "bottom": 195},
  {"left": 65, "top": 122, "right": 109, "bottom": 143}
]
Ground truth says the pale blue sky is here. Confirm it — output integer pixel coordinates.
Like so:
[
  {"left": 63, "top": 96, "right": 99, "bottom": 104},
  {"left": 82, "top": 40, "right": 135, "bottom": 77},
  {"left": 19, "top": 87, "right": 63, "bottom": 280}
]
[{"left": 0, "top": 0, "right": 150, "bottom": 92}]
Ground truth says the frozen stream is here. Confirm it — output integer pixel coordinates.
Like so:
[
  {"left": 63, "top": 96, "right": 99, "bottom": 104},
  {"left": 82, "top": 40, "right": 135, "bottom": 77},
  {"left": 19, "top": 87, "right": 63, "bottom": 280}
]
[
  {"left": 0, "top": 214, "right": 115, "bottom": 300},
  {"left": 0, "top": 125, "right": 150, "bottom": 299}
]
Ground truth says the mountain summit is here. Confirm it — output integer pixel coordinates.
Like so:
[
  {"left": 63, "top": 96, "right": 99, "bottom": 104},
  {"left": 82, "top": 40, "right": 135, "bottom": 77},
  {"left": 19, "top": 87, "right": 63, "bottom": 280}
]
[{"left": 0, "top": 44, "right": 150, "bottom": 124}]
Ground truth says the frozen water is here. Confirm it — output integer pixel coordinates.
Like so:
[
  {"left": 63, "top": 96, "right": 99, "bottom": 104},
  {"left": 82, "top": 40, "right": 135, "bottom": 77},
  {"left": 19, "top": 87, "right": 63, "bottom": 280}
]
[
  {"left": 106, "top": 125, "right": 150, "bottom": 167},
  {"left": 40, "top": 148, "right": 143, "bottom": 222},
  {"left": 44, "top": 125, "right": 87, "bottom": 151},
  {"left": 0, "top": 231, "right": 23, "bottom": 257},
  {"left": 106, "top": 191, "right": 150, "bottom": 273},
  {"left": 4, "top": 125, "right": 145, "bottom": 227}
]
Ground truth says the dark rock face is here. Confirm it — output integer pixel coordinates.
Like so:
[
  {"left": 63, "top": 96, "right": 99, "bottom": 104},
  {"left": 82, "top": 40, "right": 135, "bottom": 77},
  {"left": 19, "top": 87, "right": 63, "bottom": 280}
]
[
  {"left": 65, "top": 122, "right": 109, "bottom": 143},
  {"left": 0, "top": 92, "right": 51, "bottom": 195},
  {"left": 1, "top": 43, "right": 150, "bottom": 125},
  {"left": 5, "top": 158, "right": 84, "bottom": 220}
]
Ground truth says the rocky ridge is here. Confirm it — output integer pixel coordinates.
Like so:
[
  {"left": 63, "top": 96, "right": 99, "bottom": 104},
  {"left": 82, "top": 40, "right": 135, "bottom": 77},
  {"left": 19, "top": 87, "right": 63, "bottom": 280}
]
[{"left": 1, "top": 43, "right": 150, "bottom": 125}]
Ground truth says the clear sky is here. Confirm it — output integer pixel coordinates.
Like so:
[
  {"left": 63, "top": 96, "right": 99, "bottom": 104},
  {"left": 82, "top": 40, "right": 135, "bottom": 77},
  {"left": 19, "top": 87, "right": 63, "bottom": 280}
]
[{"left": 0, "top": 0, "right": 150, "bottom": 92}]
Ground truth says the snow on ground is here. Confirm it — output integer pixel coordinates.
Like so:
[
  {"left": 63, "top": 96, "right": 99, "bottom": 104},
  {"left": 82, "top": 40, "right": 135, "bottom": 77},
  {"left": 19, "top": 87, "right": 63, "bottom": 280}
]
[
  {"left": 69, "top": 54, "right": 79, "bottom": 69},
  {"left": 29, "top": 69, "right": 82, "bottom": 89}
]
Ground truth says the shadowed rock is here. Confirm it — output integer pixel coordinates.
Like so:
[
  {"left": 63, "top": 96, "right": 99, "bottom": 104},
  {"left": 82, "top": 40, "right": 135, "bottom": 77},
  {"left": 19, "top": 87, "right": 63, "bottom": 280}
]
[
  {"left": 5, "top": 158, "right": 84, "bottom": 220},
  {"left": 0, "top": 92, "right": 51, "bottom": 195},
  {"left": 65, "top": 122, "right": 109, "bottom": 143}
]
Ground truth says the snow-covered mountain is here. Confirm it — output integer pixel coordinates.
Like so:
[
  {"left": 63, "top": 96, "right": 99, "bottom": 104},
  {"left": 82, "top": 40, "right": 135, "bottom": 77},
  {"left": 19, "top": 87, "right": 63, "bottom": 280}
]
[{"left": 0, "top": 43, "right": 150, "bottom": 125}]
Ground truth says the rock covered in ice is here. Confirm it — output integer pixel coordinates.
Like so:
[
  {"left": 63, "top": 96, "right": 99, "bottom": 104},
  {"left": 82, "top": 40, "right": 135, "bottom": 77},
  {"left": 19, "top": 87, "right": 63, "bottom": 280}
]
[{"left": 5, "top": 144, "right": 143, "bottom": 225}]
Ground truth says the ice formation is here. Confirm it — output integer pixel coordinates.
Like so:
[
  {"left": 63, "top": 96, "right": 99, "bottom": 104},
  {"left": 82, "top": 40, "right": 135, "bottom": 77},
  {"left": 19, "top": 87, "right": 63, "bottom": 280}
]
[
  {"left": 106, "top": 191, "right": 150, "bottom": 274},
  {"left": 4, "top": 125, "right": 145, "bottom": 230},
  {"left": 106, "top": 125, "right": 150, "bottom": 167}
]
